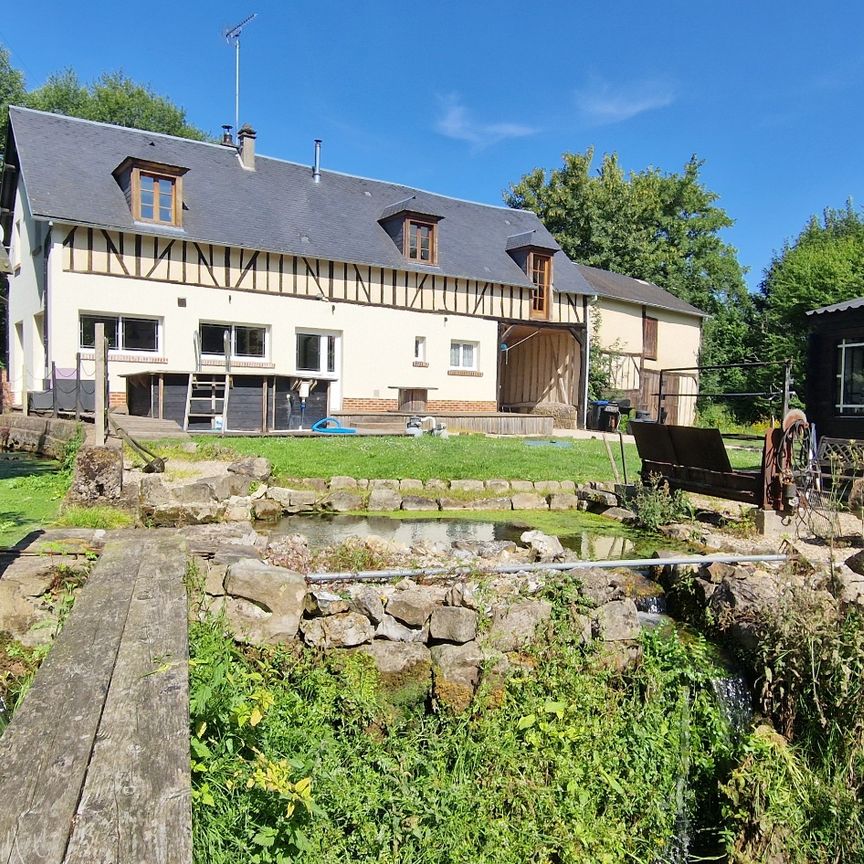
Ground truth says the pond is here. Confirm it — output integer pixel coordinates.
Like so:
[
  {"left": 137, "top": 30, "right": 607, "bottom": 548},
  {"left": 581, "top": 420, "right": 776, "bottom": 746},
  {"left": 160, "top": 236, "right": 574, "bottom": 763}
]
[{"left": 270, "top": 510, "right": 687, "bottom": 561}]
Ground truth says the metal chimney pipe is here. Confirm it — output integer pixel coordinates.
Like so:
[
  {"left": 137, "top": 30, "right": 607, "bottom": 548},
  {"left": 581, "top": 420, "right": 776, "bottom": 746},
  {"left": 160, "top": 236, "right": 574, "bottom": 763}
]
[{"left": 313, "top": 139, "right": 322, "bottom": 183}]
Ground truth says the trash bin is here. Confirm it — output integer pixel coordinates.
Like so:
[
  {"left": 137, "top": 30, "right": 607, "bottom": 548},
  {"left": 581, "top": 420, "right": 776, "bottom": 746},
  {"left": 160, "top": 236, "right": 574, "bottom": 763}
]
[
  {"left": 588, "top": 400, "right": 608, "bottom": 430},
  {"left": 599, "top": 402, "right": 620, "bottom": 431}
]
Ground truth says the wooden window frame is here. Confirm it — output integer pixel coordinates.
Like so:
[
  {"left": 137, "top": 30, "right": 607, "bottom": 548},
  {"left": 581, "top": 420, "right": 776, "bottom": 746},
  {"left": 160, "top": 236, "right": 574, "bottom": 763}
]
[
  {"left": 131, "top": 165, "right": 184, "bottom": 227},
  {"left": 449, "top": 340, "right": 478, "bottom": 371},
  {"left": 643, "top": 314, "right": 658, "bottom": 361},
  {"left": 200, "top": 322, "right": 268, "bottom": 360},
  {"left": 403, "top": 218, "right": 437, "bottom": 264},
  {"left": 528, "top": 252, "right": 551, "bottom": 320},
  {"left": 79, "top": 313, "right": 161, "bottom": 353}
]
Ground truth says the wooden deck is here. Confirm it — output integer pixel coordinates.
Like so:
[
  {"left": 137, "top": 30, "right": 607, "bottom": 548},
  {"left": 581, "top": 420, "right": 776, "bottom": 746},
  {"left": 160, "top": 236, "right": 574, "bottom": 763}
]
[{"left": 0, "top": 532, "right": 191, "bottom": 864}]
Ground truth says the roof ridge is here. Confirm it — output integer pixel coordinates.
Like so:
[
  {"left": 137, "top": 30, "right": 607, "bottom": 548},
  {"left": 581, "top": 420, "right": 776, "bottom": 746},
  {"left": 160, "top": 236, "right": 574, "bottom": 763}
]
[{"left": 8, "top": 105, "right": 231, "bottom": 152}]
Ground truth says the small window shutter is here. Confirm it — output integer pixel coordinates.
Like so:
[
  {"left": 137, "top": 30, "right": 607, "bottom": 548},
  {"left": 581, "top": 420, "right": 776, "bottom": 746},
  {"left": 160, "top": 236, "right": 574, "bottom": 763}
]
[{"left": 643, "top": 316, "right": 658, "bottom": 360}]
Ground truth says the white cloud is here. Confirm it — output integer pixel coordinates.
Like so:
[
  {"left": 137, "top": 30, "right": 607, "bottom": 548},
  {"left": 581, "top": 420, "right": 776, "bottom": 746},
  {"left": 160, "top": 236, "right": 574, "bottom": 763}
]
[
  {"left": 574, "top": 77, "right": 676, "bottom": 125},
  {"left": 435, "top": 95, "right": 537, "bottom": 149}
]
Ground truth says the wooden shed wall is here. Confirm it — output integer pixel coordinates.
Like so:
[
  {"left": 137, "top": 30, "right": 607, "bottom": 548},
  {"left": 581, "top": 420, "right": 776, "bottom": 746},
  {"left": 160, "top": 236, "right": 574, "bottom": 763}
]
[{"left": 500, "top": 329, "right": 580, "bottom": 407}]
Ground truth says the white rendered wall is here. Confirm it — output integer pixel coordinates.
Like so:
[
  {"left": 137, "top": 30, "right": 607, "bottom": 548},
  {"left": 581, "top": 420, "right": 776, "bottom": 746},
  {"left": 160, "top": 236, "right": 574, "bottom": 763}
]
[
  {"left": 47, "top": 232, "right": 499, "bottom": 408},
  {"left": 6, "top": 186, "right": 45, "bottom": 404}
]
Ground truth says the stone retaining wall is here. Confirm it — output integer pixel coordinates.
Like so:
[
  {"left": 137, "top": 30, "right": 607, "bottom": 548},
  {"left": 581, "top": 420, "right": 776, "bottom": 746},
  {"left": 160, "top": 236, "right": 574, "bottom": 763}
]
[
  {"left": 0, "top": 414, "right": 81, "bottom": 460},
  {"left": 139, "top": 458, "right": 633, "bottom": 526}
]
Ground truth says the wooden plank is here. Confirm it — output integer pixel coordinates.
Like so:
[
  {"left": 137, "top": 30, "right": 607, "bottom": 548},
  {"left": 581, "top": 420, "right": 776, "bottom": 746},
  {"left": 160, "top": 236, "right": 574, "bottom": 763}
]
[
  {"left": 64, "top": 534, "right": 190, "bottom": 864},
  {"left": 0, "top": 542, "right": 139, "bottom": 864}
]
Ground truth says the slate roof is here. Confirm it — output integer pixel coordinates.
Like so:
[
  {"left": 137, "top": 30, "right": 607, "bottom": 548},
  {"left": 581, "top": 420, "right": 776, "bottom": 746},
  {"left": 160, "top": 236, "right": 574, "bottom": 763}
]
[
  {"left": 806, "top": 297, "right": 864, "bottom": 316},
  {"left": 7, "top": 107, "right": 590, "bottom": 295},
  {"left": 575, "top": 264, "right": 707, "bottom": 318}
]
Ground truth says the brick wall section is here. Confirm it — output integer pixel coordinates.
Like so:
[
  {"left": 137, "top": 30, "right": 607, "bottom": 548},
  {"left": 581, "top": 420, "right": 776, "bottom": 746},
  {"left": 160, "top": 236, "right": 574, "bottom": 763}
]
[
  {"left": 341, "top": 398, "right": 498, "bottom": 413},
  {"left": 0, "top": 369, "right": 12, "bottom": 413},
  {"left": 109, "top": 392, "right": 128, "bottom": 408}
]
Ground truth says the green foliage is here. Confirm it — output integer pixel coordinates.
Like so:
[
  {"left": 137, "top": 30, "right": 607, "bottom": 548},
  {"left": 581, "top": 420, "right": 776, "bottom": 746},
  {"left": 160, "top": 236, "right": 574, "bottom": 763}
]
[
  {"left": 24, "top": 69, "right": 209, "bottom": 140},
  {"left": 54, "top": 504, "right": 134, "bottom": 530},
  {"left": 630, "top": 475, "right": 693, "bottom": 532},
  {"left": 755, "top": 202, "right": 864, "bottom": 406},
  {"left": 0, "top": 45, "right": 25, "bottom": 158},
  {"left": 0, "top": 455, "right": 69, "bottom": 546},
  {"left": 189, "top": 615, "right": 738, "bottom": 863},
  {"left": 0, "top": 633, "right": 47, "bottom": 733}
]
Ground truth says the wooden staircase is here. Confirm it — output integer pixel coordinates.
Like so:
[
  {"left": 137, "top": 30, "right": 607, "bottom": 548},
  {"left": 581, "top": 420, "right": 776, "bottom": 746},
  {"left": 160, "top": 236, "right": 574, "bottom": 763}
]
[{"left": 184, "top": 373, "right": 230, "bottom": 432}]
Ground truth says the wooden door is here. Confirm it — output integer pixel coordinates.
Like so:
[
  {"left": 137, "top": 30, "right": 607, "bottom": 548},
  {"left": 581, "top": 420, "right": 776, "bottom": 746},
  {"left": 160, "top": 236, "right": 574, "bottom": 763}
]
[{"left": 399, "top": 389, "right": 428, "bottom": 413}]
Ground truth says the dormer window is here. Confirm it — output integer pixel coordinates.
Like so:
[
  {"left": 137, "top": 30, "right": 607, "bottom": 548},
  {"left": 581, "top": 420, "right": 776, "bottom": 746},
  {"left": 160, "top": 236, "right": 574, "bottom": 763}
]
[
  {"left": 137, "top": 171, "right": 177, "bottom": 225},
  {"left": 113, "top": 157, "right": 188, "bottom": 228},
  {"left": 529, "top": 252, "right": 551, "bottom": 319},
  {"left": 406, "top": 219, "right": 436, "bottom": 263}
]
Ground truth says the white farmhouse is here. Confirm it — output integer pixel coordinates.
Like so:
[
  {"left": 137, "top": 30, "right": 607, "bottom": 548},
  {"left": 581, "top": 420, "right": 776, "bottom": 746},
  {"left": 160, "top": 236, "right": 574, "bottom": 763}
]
[{"left": 0, "top": 108, "right": 705, "bottom": 432}]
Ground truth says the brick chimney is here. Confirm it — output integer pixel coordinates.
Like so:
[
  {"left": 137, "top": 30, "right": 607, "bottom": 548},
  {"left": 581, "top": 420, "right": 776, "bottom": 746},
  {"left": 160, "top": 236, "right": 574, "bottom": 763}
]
[{"left": 238, "top": 124, "right": 256, "bottom": 171}]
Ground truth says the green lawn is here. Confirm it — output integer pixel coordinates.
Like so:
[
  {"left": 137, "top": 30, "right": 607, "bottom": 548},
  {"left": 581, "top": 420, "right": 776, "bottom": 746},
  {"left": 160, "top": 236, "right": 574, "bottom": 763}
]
[
  {"left": 0, "top": 455, "right": 69, "bottom": 547},
  {"left": 172, "top": 435, "right": 761, "bottom": 484}
]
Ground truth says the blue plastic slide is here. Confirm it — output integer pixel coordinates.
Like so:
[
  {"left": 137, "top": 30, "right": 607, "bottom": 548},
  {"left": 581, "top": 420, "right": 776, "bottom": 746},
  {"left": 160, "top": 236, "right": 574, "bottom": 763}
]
[{"left": 311, "top": 416, "right": 357, "bottom": 434}]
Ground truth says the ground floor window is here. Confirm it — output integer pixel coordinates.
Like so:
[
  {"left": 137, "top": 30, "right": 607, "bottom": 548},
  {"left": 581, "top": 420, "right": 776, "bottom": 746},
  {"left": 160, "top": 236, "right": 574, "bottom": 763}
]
[
  {"left": 297, "top": 332, "right": 336, "bottom": 374},
  {"left": 450, "top": 340, "right": 478, "bottom": 370},
  {"left": 200, "top": 322, "right": 267, "bottom": 359},
  {"left": 80, "top": 314, "right": 160, "bottom": 352},
  {"left": 414, "top": 336, "right": 426, "bottom": 362},
  {"left": 837, "top": 339, "right": 864, "bottom": 415}
]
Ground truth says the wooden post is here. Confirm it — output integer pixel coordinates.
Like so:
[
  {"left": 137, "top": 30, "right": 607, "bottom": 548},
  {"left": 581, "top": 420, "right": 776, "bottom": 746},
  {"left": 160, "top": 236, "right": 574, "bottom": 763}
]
[
  {"left": 51, "top": 361, "right": 58, "bottom": 417},
  {"left": 94, "top": 323, "right": 106, "bottom": 446},
  {"left": 75, "top": 353, "right": 82, "bottom": 421}
]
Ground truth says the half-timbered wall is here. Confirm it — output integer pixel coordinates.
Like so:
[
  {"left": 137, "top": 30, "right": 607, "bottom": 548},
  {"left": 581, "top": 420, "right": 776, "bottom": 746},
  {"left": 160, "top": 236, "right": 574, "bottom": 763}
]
[
  {"left": 499, "top": 329, "right": 580, "bottom": 408},
  {"left": 61, "top": 227, "right": 584, "bottom": 326}
]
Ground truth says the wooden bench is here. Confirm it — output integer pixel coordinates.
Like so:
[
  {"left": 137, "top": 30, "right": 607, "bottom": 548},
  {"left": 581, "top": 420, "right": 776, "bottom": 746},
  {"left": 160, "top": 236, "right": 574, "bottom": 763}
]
[
  {"left": 0, "top": 532, "right": 192, "bottom": 864},
  {"left": 816, "top": 436, "right": 864, "bottom": 496},
  {"left": 631, "top": 421, "right": 765, "bottom": 505}
]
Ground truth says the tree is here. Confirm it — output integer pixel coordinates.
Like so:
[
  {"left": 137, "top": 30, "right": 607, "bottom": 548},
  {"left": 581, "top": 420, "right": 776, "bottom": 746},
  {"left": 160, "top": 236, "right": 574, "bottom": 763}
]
[
  {"left": 0, "top": 45, "right": 26, "bottom": 158},
  {"left": 506, "top": 149, "right": 756, "bottom": 418},
  {"left": 755, "top": 202, "right": 864, "bottom": 404},
  {"left": 25, "top": 70, "right": 208, "bottom": 141}
]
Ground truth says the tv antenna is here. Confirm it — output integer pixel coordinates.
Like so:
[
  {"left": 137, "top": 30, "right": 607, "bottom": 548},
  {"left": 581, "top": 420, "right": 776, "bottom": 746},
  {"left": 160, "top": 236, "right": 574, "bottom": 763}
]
[{"left": 224, "top": 12, "right": 257, "bottom": 138}]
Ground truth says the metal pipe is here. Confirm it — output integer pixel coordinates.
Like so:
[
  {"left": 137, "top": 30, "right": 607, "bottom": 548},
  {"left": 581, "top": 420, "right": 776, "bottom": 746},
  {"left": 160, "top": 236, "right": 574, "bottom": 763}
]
[
  {"left": 313, "top": 139, "right": 321, "bottom": 183},
  {"left": 307, "top": 553, "right": 788, "bottom": 583}
]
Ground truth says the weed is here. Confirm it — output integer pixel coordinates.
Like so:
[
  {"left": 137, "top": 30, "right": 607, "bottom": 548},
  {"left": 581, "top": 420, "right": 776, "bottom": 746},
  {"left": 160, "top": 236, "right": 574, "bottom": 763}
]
[
  {"left": 630, "top": 474, "right": 694, "bottom": 532},
  {"left": 54, "top": 504, "right": 134, "bottom": 530}
]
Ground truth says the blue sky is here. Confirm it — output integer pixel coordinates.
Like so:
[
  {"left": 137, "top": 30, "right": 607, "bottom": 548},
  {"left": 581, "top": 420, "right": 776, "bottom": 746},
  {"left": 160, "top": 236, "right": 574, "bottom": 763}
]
[{"left": 3, "top": 1, "right": 862, "bottom": 290}]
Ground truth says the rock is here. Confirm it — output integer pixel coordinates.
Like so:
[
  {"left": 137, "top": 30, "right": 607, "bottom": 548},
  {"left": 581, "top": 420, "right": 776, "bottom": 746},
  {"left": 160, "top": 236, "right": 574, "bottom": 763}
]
[
  {"left": 370, "top": 479, "right": 400, "bottom": 491},
  {"left": 265, "top": 534, "right": 312, "bottom": 572},
  {"left": 330, "top": 475, "right": 357, "bottom": 489},
  {"left": 578, "top": 487, "right": 619, "bottom": 508},
  {"left": 429, "top": 607, "right": 477, "bottom": 643},
  {"left": 399, "top": 478, "right": 424, "bottom": 492},
  {"left": 596, "top": 642, "right": 643, "bottom": 673},
  {"left": 659, "top": 523, "right": 701, "bottom": 543},
  {"left": 451, "top": 540, "right": 516, "bottom": 559},
  {"left": 510, "top": 492, "right": 548, "bottom": 510},
  {"left": 593, "top": 599, "right": 641, "bottom": 641},
  {"left": 325, "top": 490, "right": 365, "bottom": 512},
  {"left": 849, "top": 478, "right": 864, "bottom": 514},
  {"left": 570, "top": 610, "right": 594, "bottom": 645},
  {"left": 368, "top": 488, "right": 403, "bottom": 511},
  {"left": 184, "top": 523, "right": 265, "bottom": 550},
  {"left": 173, "top": 482, "right": 217, "bottom": 505},
  {"left": 301, "top": 612, "right": 374, "bottom": 648},
  {"left": 445, "top": 581, "right": 481, "bottom": 610},
  {"left": 510, "top": 480, "right": 535, "bottom": 492},
  {"left": 281, "top": 477, "right": 327, "bottom": 491},
  {"left": 252, "top": 498, "right": 283, "bottom": 521},
  {"left": 349, "top": 587, "right": 387, "bottom": 624},
  {"left": 201, "top": 473, "right": 252, "bottom": 500},
  {"left": 560, "top": 480, "right": 576, "bottom": 492},
  {"left": 573, "top": 567, "right": 621, "bottom": 605},
  {"left": 224, "top": 496, "right": 252, "bottom": 521},
  {"left": 250, "top": 484, "right": 268, "bottom": 500},
  {"left": 290, "top": 489, "right": 321, "bottom": 508},
  {"left": 520, "top": 530, "right": 565, "bottom": 561},
  {"left": 401, "top": 496, "right": 439, "bottom": 511},
  {"left": 204, "top": 563, "right": 228, "bottom": 596},
  {"left": 533, "top": 480, "right": 562, "bottom": 495},
  {"left": 139, "top": 474, "right": 173, "bottom": 507},
  {"left": 487, "top": 599, "right": 553, "bottom": 651},
  {"left": 266, "top": 486, "right": 293, "bottom": 507},
  {"left": 424, "top": 479, "right": 448, "bottom": 491},
  {"left": 485, "top": 479, "right": 511, "bottom": 493},
  {"left": 0, "top": 582, "right": 52, "bottom": 645},
  {"left": 305, "top": 590, "right": 349, "bottom": 616},
  {"left": 70, "top": 446, "right": 123, "bottom": 501},
  {"left": 356, "top": 641, "right": 432, "bottom": 702},
  {"left": 386, "top": 588, "right": 441, "bottom": 627},
  {"left": 602, "top": 507, "right": 636, "bottom": 524},
  {"left": 450, "top": 479, "right": 485, "bottom": 493},
  {"left": 228, "top": 457, "right": 272, "bottom": 481},
  {"left": 702, "top": 561, "right": 738, "bottom": 584},
  {"left": 223, "top": 559, "right": 306, "bottom": 644},
  {"left": 431, "top": 641, "right": 483, "bottom": 712},
  {"left": 478, "top": 497, "right": 513, "bottom": 510},
  {"left": 2, "top": 557, "right": 64, "bottom": 598},
  {"left": 844, "top": 549, "right": 864, "bottom": 578},
  {"left": 549, "top": 493, "right": 579, "bottom": 510},
  {"left": 375, "top": 614, "right": 425, "bottom": 642}
]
